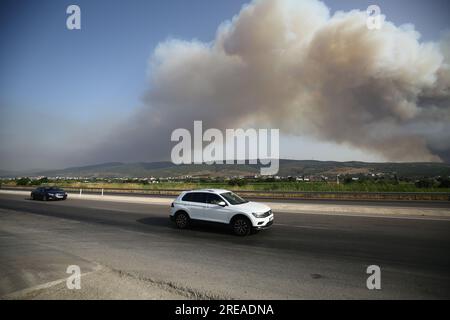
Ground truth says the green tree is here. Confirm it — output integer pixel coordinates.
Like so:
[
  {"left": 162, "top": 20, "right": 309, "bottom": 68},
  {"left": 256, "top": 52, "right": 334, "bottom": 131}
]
[
  {"left": 343, "top": 176, "right": 353, "bottom": 184},
  {"left": 438, "top": 177, "right": 450, "bottom": 188},
  {"left": 16, "top": 177, "right": 31, "bottom": 186},
  {"left": 38, "top": 177, "right": 49, "bottom": 184},
  {"left": 415, "top": 179, "right": 435, "bottom": 189}
]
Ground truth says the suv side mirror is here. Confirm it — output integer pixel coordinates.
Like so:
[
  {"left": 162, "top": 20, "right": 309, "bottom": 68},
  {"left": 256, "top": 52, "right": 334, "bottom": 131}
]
[{"left": 218, "top": 201, "right": 227, "bottom": 207}]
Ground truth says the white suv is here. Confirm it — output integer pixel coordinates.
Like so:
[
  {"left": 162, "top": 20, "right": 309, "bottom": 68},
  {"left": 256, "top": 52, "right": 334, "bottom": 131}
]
[{"left": 170, "top": 189, "right": 274, "bottom": 236}]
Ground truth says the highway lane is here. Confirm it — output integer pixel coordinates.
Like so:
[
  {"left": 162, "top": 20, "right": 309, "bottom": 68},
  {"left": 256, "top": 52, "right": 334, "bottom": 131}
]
[
  {"left": 3, "top": 187, "right": 450, "bottom": 208},
  {"left": 1, "top": 193, "right": 449, "bottom": 299}
]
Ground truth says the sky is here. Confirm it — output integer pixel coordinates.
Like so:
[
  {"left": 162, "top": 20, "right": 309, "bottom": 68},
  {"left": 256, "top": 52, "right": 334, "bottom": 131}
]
[{"left": 0, "top": 0, "right": 449, "bottom": 171}]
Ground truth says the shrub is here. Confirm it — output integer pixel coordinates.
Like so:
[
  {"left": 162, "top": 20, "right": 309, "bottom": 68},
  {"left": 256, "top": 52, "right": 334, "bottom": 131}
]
[
  {"left": 228, "top": 179, "right": 247, "bottom": 187},
  {"left": 415, "top": 179, "right": 435, "bottom": 189},
  {"left": 438, "top": 177, "right": 450, "bottom": 188},
  {"left": 38, "top": 177, "right": 49, "bottom": 184},
  {"left": 16, "top": 177, "right": 31, "bottom": 186}
]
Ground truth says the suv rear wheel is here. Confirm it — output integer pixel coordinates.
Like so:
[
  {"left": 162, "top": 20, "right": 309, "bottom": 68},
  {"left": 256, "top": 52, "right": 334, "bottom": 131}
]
[
  {"left": 174, "top": 212, "right": 190, "bottom": 229},
  {"left": 232, "top": 217, "right": 251, "bottom": 236}
]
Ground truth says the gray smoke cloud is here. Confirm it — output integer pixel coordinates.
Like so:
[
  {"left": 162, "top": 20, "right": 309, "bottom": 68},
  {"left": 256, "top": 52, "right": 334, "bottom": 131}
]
[{"left": 88, "top": 0, "right": 450, "bottom": 163}]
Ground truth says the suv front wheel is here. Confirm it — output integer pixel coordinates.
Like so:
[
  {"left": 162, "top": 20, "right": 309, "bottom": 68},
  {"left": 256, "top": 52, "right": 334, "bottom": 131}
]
[{"left": 232, "top": 217, "right": 251, "bottom": 236}]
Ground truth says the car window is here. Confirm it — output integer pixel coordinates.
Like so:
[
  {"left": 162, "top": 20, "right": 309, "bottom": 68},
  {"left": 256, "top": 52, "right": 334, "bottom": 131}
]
[
  {"left": 182, "top": 193, "right": 194, "bottom": 202},
  {"left": 206, "top": 193, "right": 223, "bottom": 205},
  {"left": 192, "top": 193, "right": 208, "bottom": 203},
  {"left": 182, "top": 192, "right": 207, "bottom": 203},
  {"left": 220, "top": 192, "right": 248, "bottom": 205}
]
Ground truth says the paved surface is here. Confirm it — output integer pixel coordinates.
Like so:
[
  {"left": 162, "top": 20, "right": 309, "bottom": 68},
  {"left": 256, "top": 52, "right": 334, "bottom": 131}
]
[
  {"left": 0, "top": 193, "right": 449, "bottom": 299},
  {"left": 2, "top": 190, "right": 450, "bottom": 218}
]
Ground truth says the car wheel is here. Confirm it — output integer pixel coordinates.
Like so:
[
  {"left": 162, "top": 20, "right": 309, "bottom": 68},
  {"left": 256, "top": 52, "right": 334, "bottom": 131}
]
[
  {"left": 175, "top": 212, "right": 190, "bottom": 229},
  {"left": 232, "top": 217, "right": 251, "bottom": 236}
]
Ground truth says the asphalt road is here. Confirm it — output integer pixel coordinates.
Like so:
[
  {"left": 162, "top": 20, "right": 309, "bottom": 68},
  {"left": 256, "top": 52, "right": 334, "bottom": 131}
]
[
  {"left": 1, "top": 193, "right": 449, "bottom": 299},
  {"left": 3, "top": 186, "right": 450, "bottom": 208}
]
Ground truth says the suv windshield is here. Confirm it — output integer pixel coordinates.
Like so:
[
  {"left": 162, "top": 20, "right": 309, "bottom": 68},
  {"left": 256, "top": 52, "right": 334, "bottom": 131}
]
[{"left": 220, "top": 192, "right": 248, "bottom": 205}]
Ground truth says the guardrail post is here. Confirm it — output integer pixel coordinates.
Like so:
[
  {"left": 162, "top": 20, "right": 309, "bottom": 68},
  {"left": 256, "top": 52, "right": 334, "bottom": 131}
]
[
  {"left": 101, "top": 188, "right": 104, "bottom": 196},
  {"left": 79, "top": 188, "right": 82, "bottom": 196}
]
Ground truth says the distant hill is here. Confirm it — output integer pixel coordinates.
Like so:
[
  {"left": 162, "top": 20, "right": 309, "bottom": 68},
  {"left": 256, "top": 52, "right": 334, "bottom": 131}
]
[{"left": 3, "top": 160, "right": 450, "bottom": 179}]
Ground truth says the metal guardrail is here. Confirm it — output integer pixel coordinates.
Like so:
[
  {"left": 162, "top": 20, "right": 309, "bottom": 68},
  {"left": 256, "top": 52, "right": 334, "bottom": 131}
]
[{"left": 1, "top": 185, "right": 449, "bottom": 201}]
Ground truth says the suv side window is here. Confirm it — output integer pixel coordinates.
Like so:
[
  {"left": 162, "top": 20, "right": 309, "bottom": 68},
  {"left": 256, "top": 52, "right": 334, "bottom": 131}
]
[
  {"left": 192, "top": 193, "right": 207, "bottom": 203},
  {"left": 182, "top": 192, "right": 207, "bottom": 203},
  {"left": 182, "top": 193, "right": 194, "bottom": 202},
  {"left": 206, "top": 193, "right": 223, "bottom": 205}
]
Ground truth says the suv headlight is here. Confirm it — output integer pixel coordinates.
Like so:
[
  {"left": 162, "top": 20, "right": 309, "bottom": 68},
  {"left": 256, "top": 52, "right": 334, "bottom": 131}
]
[{"left": 252, "top": 212, "right": 265, "bottom": 218}]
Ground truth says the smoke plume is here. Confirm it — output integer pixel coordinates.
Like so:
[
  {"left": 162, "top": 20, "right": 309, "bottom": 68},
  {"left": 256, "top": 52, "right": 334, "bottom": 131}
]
[{"left": 90, "top": 0, "right": 450, "bottom": 163}]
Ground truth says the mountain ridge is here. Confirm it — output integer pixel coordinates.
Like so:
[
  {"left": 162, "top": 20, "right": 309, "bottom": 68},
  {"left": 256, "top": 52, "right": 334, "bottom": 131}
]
[{"left": 2, "top": 160, "right": 450, "bottom": 178}]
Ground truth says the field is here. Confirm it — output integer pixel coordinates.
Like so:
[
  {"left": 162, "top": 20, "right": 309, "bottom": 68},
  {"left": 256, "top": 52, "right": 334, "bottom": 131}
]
[{"left": 3, "top": 180, "right": 450, "bottom": 193}]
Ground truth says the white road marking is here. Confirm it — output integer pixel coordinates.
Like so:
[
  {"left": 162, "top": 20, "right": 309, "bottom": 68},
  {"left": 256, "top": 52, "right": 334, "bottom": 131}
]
[{"left": 275, "top": 210, "right": 450, "bottom": 221}]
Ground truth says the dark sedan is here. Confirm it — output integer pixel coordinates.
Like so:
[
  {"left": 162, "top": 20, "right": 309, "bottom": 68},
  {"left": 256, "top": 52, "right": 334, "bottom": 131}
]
[{"left": 31, "top": 187, "right": 67, "bottom": 201}]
